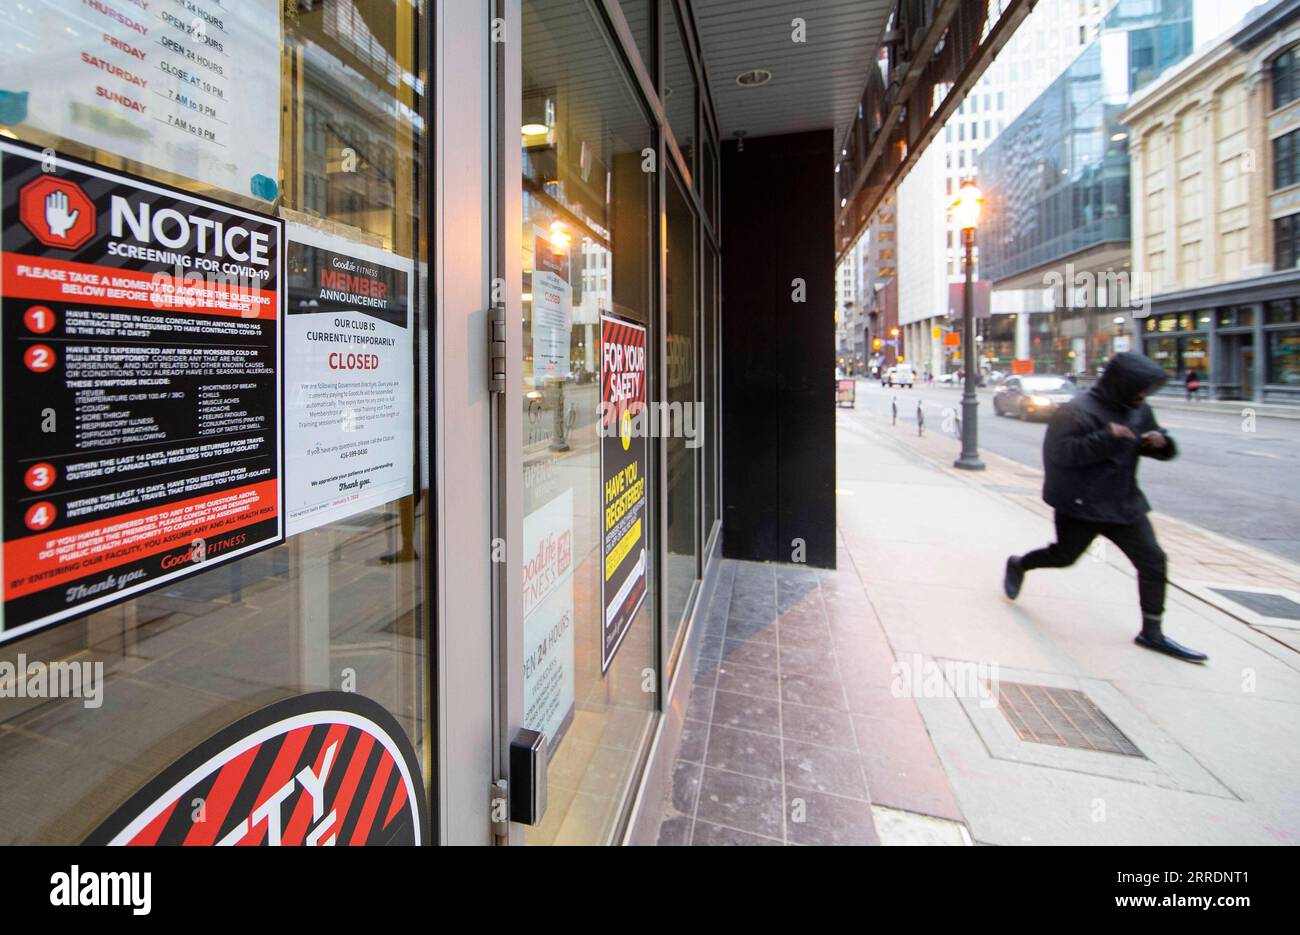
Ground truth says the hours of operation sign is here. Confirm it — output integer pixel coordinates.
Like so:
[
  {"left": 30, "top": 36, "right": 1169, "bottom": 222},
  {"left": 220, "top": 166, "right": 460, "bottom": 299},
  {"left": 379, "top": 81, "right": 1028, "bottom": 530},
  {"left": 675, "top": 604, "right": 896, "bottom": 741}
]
[
  {"left": 0, "top": 141, "right": 283, "bottom": 642},
  {"left": 0, "top": 0, "right": 282, "bottom": 200}
]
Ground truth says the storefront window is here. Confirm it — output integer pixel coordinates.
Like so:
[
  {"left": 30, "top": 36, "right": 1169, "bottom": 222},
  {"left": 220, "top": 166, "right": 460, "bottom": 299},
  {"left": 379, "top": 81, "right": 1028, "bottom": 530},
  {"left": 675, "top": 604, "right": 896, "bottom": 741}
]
[
  {"left": 665, "top": 170, "right": 698, "bottom": 657},
  {"left": 1148, "top": 336, "right": 1179, "bottom": 378},
  {"left": 1219, "top": 305, "right": 1255, "bottom": 328},
  {"left": 619, "top": 0, "right": 654, "bottom": 73},
  {"left": 704, "top": 245, "right": 719, "bottom": 537},
  {"left": 0, "top": 1, "right": 430, "bottom": 843},
  {"left": 1268, "top": 330, "right": 1300, "bottom": 385},
  {"left": 520, "top": 0, "right": 656, "bottom": 845},
  {"left": 702, "top": 137, "right": 718, "bottom": 228},
  {"left": 1183, "top": 335, "right": 1210, "bottom": 378},
  {"left": 1268, "top": 299, "right": 1297, "bottom": 324},
  {"left": 663, "top": 0, "right": 697, "bottom": 175}
]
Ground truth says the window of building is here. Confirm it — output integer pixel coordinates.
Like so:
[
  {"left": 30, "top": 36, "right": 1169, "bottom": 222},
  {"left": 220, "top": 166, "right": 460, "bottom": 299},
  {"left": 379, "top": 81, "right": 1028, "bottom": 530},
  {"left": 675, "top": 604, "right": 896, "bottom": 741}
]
[
  {"left": 1273, "top": 47, "right": 1300, "bottom": 111},
  {"left": 1273, "top": 128, "right": 1300, "bottom": 190},
  {"left": 1217, "top": 306, "right": 1255, "bottom": 329},
  {"left": 1268, "top": 299, "right": 1297, "bottom": 324},
  {"left": 1275, "top": 213, "right": 1300, "bottom": 270},
  {"left": 1269, "top": 330, "right": 1300, "bottom": 384}
]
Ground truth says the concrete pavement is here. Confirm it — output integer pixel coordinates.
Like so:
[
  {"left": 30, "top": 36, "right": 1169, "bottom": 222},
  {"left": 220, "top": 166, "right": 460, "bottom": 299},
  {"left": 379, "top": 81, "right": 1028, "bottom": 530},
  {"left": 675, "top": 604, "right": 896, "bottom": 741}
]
[
  {"left": 852, "top": 378, "right": 1300, "bottom": 563},
  {"left": 836, "top": 402, "right": 1300, "bottom": 845}
]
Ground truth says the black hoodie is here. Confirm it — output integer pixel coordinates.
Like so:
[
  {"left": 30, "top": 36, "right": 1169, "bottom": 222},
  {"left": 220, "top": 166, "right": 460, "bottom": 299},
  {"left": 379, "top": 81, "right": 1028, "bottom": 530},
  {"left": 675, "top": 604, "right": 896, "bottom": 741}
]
[{"left": 1041, "top": 352, "right": 1177, "bottom": 524}]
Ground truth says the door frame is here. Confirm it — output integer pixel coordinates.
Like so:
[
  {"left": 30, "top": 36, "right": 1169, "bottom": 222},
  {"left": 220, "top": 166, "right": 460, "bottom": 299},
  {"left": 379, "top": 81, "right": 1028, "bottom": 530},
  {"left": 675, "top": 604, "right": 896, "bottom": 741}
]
[{"left": 433, "top": 0, "right": 501, "bottom": 844}]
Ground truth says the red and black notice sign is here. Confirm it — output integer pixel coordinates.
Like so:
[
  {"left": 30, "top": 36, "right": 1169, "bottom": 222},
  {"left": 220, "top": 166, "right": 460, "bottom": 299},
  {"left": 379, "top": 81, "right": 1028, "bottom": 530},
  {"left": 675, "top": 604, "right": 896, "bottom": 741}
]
[
  {"left": 0, "top": 142, "right": 283, "bottom": 642},
  {"left": 600, "top": 313, "right": 648, "bottom": 672},
  {"left": 85, "top": 692, "right": 428, "bottom": 845}
]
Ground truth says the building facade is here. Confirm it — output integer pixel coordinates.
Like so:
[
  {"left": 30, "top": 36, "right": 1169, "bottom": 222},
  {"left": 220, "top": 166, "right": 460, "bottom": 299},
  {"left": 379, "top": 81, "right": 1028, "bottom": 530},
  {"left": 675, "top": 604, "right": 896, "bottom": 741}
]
[
  {"left": 979, "top": 0, "right": 1258, "bottom": 378},
  {"left": 895, "top": 0, "right": 1114, "bottom": 381},
  {"left": 1124, "top": 0, "right": 1300, "bottom": 401}
]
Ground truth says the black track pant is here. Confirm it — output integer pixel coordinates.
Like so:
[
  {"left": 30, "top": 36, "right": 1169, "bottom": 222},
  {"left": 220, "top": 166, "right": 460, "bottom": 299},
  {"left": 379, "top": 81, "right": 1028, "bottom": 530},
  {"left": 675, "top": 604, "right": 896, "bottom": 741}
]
[{"left": 1020, "top": 511, "right": 1167, "bottom": 618}]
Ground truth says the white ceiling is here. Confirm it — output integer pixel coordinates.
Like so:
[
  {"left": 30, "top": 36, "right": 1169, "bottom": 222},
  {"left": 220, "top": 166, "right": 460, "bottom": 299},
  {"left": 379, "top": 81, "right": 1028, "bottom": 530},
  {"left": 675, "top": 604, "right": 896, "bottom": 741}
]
[{"left": 692, "top": 0, "right": 893, "bottom": 143}]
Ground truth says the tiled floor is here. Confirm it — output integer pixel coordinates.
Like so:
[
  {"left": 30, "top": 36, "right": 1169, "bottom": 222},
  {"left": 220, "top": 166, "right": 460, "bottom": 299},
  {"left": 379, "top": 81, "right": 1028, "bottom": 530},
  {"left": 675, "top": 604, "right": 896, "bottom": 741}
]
[{"left": 656, "top": 557, "right": 964, "bottom": 845}]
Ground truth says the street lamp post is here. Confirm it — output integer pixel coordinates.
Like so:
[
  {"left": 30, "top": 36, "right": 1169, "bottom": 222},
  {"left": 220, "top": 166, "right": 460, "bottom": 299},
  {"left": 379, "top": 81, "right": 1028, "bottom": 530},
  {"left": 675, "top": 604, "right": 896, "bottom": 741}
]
[{"left": 952, "top": 182, "right": 985, "bottom": 471}]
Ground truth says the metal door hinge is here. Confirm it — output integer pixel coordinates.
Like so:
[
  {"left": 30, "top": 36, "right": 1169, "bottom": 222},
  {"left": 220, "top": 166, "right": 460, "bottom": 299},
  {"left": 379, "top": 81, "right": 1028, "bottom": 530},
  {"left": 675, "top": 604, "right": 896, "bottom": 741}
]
[
  {"left": 489, "top": 304, "right": 507, "bottom": 394},
  {"left": 490, "top": 778, "right": 509, "bottom": 834}
]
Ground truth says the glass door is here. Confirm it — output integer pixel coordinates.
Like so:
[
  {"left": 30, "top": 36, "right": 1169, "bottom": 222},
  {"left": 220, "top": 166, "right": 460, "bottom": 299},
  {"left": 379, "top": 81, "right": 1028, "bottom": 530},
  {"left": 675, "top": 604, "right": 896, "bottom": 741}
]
[
  {"left": 514, "top": 0, "right": 658, "bottom": 845},
  {"left": 0, "top": 0, "right": 434, "bottom": 843}
]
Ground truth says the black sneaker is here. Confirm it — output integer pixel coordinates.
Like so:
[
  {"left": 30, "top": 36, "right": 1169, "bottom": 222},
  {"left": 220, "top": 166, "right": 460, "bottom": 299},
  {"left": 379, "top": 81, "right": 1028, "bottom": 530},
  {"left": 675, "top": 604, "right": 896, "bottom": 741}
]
[
  {"left": 1134, "top": 632, "right": 1208, "bottom": 663},
  {"left": 1003, "top": 556, "right": 1024, "bottom": 600}
]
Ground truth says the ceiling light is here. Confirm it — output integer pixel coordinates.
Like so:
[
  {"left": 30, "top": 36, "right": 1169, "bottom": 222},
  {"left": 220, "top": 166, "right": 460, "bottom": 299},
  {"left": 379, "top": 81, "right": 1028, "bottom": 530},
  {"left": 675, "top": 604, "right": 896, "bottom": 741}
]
[
  {"left": 522, "top": 123, "right": 549, "bottom": 136},
  {"left": 736, "top": 69, "right": 772, "bottom": 87}
]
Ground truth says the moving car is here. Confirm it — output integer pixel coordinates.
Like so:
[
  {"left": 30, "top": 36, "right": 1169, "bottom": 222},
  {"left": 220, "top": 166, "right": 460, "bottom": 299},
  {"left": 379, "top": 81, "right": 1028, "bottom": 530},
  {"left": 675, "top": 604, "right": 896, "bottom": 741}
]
[
  {"left": 992, "top": 374, "right": 1078, "bottom": 421},
  {"left": 884, "top": 363, "right": 914, "bottom": 388}
]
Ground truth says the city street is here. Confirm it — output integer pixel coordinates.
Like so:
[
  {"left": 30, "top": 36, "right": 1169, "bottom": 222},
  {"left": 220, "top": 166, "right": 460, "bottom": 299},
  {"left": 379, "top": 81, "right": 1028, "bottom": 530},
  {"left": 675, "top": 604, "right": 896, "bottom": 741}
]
[{"left": 847, "top": 378, "right": 1300, "bottom": 564}]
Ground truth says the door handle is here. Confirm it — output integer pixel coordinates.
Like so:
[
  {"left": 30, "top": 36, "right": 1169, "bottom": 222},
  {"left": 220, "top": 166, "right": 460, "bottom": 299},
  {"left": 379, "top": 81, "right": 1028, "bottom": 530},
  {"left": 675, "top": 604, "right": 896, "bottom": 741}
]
[{"left": 509, "top": 728, "right": 547, "bottom": 825}]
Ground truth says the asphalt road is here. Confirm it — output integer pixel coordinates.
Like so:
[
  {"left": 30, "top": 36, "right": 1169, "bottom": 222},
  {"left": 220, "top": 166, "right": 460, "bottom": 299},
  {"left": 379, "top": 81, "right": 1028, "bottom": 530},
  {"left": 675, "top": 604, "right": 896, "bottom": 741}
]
[{"left": 846, "top": 378, "right": 1300, "bottom": 564}]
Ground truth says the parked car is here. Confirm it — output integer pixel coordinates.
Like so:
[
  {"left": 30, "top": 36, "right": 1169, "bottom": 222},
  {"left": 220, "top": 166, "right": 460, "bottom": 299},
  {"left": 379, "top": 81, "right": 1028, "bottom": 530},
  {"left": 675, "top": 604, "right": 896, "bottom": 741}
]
[
  {"left": 935, "top": 372, "right": 958, "bottom": 385},
  {"left": 992, "top": 374, "right": 1078, "bottom": 421},
  {"left": 885, "top": 364, "right": 914, "bottom": 388}
]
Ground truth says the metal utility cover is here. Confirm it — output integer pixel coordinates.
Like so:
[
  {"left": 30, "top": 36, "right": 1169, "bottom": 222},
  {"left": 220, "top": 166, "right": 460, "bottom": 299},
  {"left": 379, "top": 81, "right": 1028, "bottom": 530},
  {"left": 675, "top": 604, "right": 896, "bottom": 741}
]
[{"left": 998, "top": 682, "right": 1143, "bottom": 757}]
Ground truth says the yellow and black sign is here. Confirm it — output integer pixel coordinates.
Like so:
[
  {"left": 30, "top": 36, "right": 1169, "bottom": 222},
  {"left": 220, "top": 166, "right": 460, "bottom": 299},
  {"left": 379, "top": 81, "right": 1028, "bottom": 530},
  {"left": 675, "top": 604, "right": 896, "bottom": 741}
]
[{"left": 599, "top": 313, "right": 648, "bottom": 672}]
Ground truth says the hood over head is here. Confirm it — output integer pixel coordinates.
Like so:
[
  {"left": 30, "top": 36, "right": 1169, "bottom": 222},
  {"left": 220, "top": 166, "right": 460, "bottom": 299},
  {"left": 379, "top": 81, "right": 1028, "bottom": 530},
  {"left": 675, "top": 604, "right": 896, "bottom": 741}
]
[{"left": 1091, "top": 352, "right": 1168, "bottom": 409}]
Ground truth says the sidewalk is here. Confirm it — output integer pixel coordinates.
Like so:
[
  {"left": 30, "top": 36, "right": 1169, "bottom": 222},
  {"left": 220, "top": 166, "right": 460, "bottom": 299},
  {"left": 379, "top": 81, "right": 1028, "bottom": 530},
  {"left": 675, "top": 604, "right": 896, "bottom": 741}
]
[
  {"left": 654, "top": 408, "right": 1300, "bottom": 845},
  {"left": 836, "top": 409, "right": 1300, "bottom": 844},
  {"left": 884, "top": 398, "right": 1300, "bottom": 653}
]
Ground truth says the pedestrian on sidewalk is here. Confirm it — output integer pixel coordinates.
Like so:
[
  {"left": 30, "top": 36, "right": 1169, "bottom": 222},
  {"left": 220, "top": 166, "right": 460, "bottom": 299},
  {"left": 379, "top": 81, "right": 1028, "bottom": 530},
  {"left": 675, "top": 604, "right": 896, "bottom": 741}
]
[
  {"left": 1001, "top": 352, "right": 1207, "bottom": 663},
  {"left": 1184, "top": 368, "right": 1201, "bottom": 401}
]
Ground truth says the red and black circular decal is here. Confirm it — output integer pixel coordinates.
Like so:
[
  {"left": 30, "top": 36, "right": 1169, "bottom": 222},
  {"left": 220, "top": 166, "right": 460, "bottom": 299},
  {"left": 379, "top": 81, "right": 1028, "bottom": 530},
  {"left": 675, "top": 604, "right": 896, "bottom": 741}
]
[{"left": 85, "top": 692, "right": 428, "bottom": 846}]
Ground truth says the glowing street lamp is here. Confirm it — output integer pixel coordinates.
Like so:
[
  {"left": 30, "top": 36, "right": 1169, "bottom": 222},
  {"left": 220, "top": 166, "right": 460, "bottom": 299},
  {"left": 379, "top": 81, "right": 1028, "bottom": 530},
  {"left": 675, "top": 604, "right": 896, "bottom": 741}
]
[{"left": 951, "top": 181, "right": 982, "bottom": 232}]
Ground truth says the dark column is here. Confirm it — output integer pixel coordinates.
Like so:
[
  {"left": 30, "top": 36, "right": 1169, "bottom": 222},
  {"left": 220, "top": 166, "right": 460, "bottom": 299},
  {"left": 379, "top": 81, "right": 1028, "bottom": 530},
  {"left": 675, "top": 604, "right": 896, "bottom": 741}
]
[
  {"left": 1253, "top": 301, "right": 1266, "bottom": 402},
  {"left": 720, "top": 131, "right": 835, "bottom": 568}
]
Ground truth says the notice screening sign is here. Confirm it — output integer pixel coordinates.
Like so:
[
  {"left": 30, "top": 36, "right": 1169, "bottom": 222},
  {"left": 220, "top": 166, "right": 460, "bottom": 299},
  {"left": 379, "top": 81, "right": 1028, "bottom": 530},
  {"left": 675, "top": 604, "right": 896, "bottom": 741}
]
[
  {"left": 600, "top": 313, "right": 647, "bottom": 672},
  {"left": 0, "top": 142, "right": 282, "bottom": 642}
]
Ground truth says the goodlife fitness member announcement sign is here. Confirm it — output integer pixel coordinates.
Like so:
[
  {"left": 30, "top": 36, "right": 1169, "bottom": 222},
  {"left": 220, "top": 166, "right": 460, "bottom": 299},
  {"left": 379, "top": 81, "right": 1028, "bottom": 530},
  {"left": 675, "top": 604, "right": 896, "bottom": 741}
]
[{"left": 0, "top": 142, "right": 283, "bottom": 642}]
